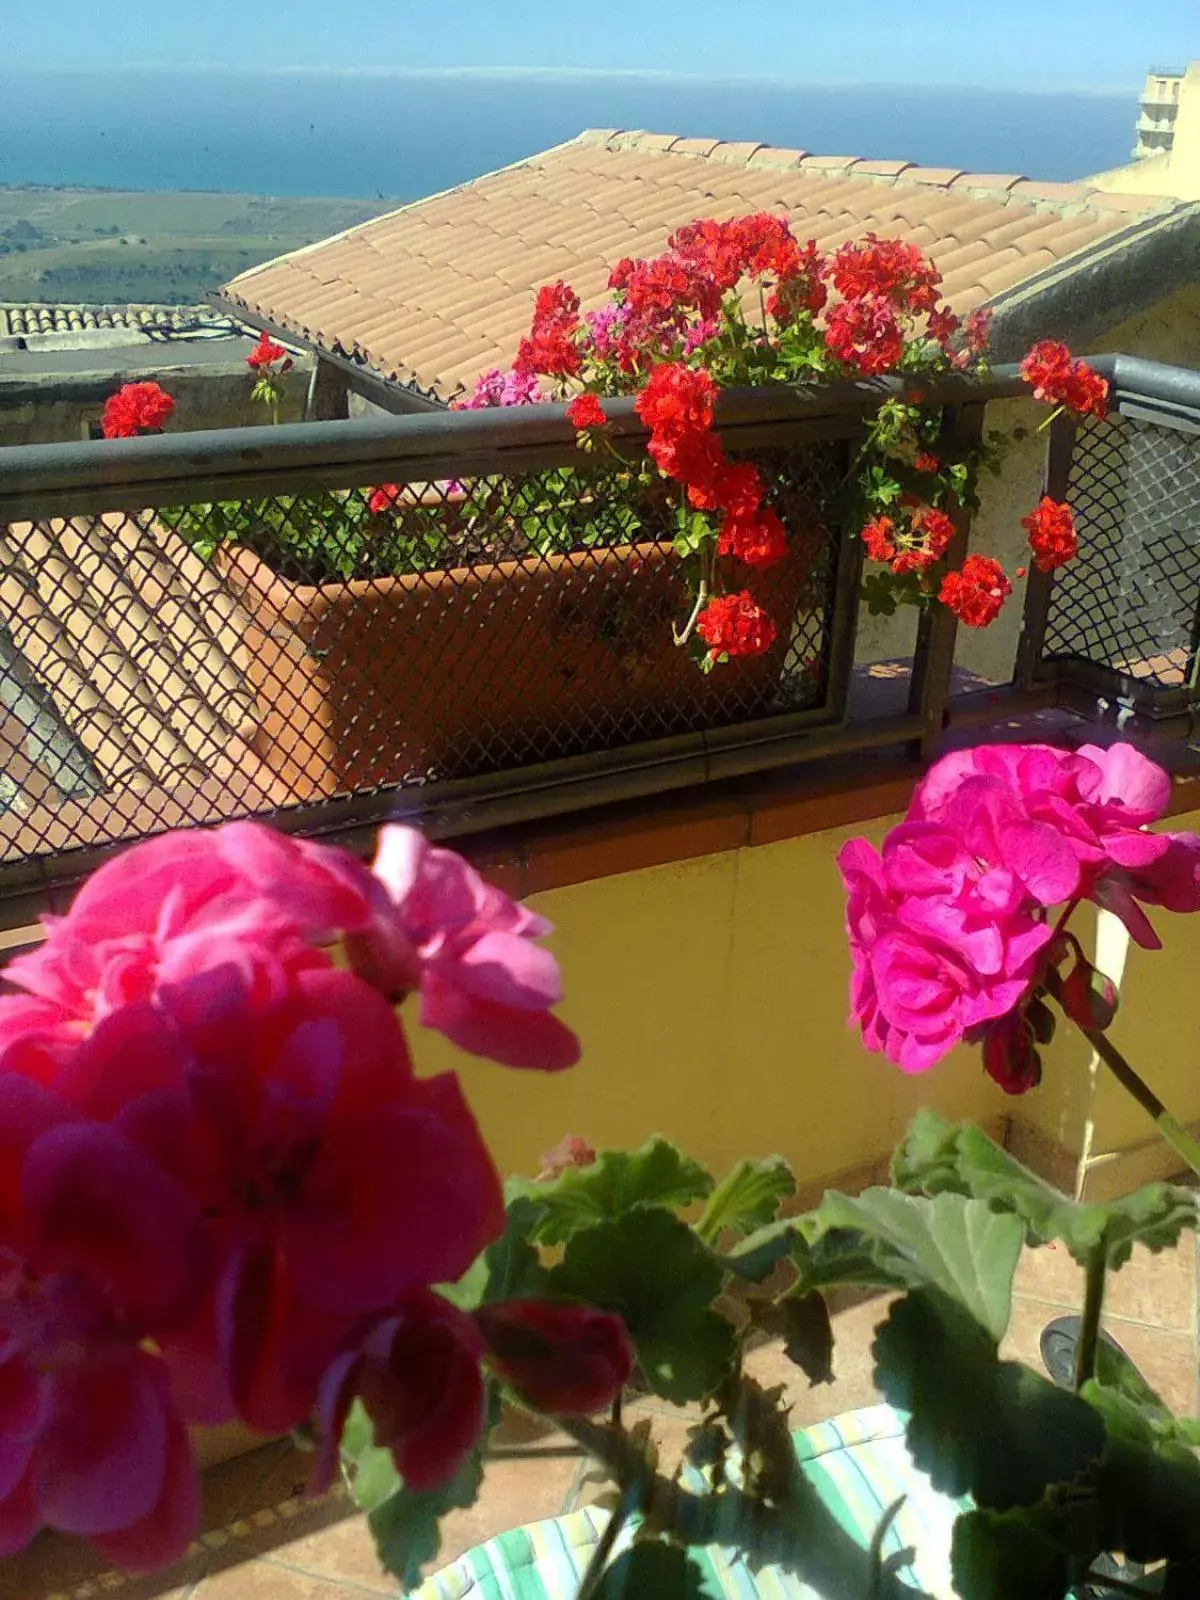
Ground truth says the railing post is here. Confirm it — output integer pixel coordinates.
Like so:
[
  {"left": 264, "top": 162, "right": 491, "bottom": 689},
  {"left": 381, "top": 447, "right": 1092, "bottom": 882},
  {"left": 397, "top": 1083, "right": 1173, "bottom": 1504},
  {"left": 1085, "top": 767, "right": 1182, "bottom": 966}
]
[
  {"left": 1014, "top": 411, "right": 1077, "bottom": 692},
  {"left": 906, "top": 401, "right": 987, "bottom": 761}
]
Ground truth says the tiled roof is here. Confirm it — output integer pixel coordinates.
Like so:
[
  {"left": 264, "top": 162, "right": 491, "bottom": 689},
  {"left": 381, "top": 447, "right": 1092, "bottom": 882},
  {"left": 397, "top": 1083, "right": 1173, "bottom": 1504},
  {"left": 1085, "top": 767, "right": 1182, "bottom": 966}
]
[
  {"left": 0, "top": 516, "right": 283, "bottom": 864},
  {"left": 1, "top": 304, "right": 240, "bottom": 337},
  {"left": 220, "top": 129, "right": 1197, "bottom": 403}
]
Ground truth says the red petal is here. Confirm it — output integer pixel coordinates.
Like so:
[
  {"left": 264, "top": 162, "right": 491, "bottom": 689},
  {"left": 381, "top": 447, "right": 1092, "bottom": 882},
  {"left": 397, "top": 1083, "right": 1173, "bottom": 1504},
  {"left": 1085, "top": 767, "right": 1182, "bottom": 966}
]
[
  {"left": 90, "top": 1401, "right": 198, "bottom": 1572},
  {"left": 36, "top": 1351, "right": 167, "bottom": 1535}
]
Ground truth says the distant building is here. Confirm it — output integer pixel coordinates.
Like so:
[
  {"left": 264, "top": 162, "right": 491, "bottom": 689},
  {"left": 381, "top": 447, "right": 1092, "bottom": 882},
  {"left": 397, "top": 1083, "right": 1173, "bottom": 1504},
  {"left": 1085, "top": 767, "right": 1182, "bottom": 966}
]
[
  {"left": 1133, "top": 67, "right": 1185, "bottom": 161},
  {"left": 1088, "top": 62, "right": 1200, "bottom": 202}
]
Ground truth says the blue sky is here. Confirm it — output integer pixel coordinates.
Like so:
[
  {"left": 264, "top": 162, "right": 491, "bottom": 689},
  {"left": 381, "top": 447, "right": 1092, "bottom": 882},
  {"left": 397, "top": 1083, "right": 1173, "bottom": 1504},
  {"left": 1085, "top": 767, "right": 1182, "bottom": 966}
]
[{"left": 10, "top": 0, "right": 1197, "bottom": 91}]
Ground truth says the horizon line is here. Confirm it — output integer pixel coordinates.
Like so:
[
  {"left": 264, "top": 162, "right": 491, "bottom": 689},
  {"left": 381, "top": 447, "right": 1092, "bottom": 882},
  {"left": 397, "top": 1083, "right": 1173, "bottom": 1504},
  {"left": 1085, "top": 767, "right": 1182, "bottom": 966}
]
[{"left": 3, "top": 62, "right": 1139, "bottom": 96}]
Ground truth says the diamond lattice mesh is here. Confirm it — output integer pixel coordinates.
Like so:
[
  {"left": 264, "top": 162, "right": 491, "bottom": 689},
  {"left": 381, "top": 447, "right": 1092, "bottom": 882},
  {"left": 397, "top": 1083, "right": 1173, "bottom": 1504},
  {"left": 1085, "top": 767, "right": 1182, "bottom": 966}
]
[
  {"left": 1042, "top": 412, "right": 1200, "bottom": 701},
  {"left": 0, "top": 436, "right": 850, "bottom": 876}
]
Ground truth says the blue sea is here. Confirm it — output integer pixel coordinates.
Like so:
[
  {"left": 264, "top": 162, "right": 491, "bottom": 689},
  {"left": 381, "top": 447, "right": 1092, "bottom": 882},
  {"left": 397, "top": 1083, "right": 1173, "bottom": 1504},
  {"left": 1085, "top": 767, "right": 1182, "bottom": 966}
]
[{"left": 0, "top": 69, "right": 1136, "bottom": 198}]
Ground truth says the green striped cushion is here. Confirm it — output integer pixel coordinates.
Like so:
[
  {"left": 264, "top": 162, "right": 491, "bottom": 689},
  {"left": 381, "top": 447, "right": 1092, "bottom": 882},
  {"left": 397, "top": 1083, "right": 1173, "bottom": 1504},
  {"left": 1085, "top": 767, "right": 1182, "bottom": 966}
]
[{"left": 408, "top": 1405, "right": 972, "bottom": 1600}]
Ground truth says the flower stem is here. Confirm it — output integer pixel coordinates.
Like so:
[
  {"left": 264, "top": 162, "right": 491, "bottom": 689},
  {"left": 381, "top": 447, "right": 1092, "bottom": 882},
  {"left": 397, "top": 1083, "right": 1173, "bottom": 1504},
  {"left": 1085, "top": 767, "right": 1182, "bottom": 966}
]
[
  {"left": 1045, "top": 966, "right": 1200, "bottom": 1183},
  {"left": 1073, "top": 1249, "right": 1106, "bottom": 1391}
]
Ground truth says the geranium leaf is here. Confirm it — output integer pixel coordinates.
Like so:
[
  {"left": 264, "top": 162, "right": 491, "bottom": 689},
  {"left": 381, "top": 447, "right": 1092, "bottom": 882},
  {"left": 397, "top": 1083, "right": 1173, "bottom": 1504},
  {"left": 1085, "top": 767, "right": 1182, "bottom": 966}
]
[
  {"left": 893, "top": 1112, "right": 1197, "bottom": 1270},
  {"left": 507, "top": 1137, "right": 714, "bottom": 1247},
  {"left": 353, "top": 1391, "right": 498, "bottom": 1590},
  {"left": 594, "top": 1541, "right": 715, "bottom": 1600},
  {"left": 694, "top": 1156, "right": 796, "bottom": 1244},
  {"left": 1084, "top": 1384, "right": 1200, "bottom": 1567},
  {"left": 714, "top": 1217, "right": 799, "bottom": 1282},
  {"left": 874, "top": 1288, "right": 1105, "bottom": 1509},
  {"left": 801, "top": 1188, "right": 1022, "bottom": 1339},
  {"left": 777, "top": 1292, "right": 835, "bottom": 1386},
  {"left": 367, "top": 1446, "right": 486, "bottom": 1591},
  {"left": 549, "top": 1208, "right": 736, "bottom": 1403},
  {"left": 950, "top": 1503, "right": 1075, "bottom": 1600}
]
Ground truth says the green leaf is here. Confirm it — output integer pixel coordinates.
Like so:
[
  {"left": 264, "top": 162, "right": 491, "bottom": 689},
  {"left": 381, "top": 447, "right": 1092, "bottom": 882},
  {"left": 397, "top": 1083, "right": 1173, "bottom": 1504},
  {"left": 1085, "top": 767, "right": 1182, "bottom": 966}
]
[
  {"left": 874, "top": 1287, "right": 1106, "bottom": 1509},
  {"left": 694, "top": 1156, "right": 796, "bottom": 1245},
  {"left": 507, "top": 1137, "right": 714, "bottom": 1247},
  {"left": 801, "top": 1188, "right": 1022, "bottom": 1339},
  {"left": 549, "top": 1208, "right": 736, "bottom": 1403},
  {"left": 367, "top": 1447, "right": 487, "bottom": 1590},
  {"left": 345, "top": 1393, "right": 498, "bottom": 1590},
  {"left": 892, "top": 1112, "right": 1197, "bottom": 1271},
  {"left": 476, "top": 1202, "right": 553, "bottom": 1304},
  {"left": 776, "top": 1292, "right": 835, "bottom": 1386},
  {"left": 717, "top": 1217, "right": 799, "bottom": 1283},
  {"left": 950, "top": 1503, "right": 1075, "bottom": 1600},
  {"left": 594, "top": 1541, "right": 717, "bottom": 1600},
  {"left": 1085, "top": 1383, "right": 1200, "bottom": 1566}
]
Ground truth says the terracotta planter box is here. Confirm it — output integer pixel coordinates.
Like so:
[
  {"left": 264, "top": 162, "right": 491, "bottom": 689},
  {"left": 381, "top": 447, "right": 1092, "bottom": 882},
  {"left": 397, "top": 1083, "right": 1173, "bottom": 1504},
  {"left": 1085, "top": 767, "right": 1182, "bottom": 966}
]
[{"left": 220, "top": 532, "right": 825, "bottom": 802}]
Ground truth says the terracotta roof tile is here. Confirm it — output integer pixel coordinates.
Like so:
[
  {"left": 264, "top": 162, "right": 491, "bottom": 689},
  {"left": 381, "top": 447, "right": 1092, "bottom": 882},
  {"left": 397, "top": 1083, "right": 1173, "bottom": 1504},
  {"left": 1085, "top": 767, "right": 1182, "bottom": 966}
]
[{"left": 220, "top": 129, "right": 1194, "bottom": 403}]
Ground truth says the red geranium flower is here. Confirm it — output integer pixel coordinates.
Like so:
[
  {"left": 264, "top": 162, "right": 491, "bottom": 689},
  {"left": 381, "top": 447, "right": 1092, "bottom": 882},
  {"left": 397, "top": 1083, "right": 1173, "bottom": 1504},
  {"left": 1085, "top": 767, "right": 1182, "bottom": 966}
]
[
  {"left": 827, "top": 235, "right": 942, "bottom": 315},
  {"left": 913, "top": 452, "right": 940, "bottom": 474},
  {"left": 101, "top": 382, "right": 175, "bottom": 439},
  {"left": 825, "top": 297, "right": 905, "bottom": 375},
  {"left": 909, "top": 506, "right": 956, "bottom": 564},
  {"left": 475, "top": 1300, "right": 634, "bottom": 1417},
  {"left": 695, "top": 591, "right": 778, "bottom": 661},
  {"left": 938, "top": 555, "right": 1012, "bottom": 627},
  {"left": 861, "top": 515, "right": 897, "bottom": 564},
  {"left": 718, "top": 506, "right": 788, "bottom": 568},
  {"left": 635, "top": 362, "right": 717, "bottom": 437},
  {"left": 515, "top": 280, "right": 583, "bottom": 379},
  {"left": 1019, "top": 341, "right": 1109, "bottom": 419},
  {"left": 368, "top": 483, "right": 402, "bottom": 515},
  {"left": 246, "top": 331, "right": 289, "bottom": 370},
  {"left": 566, "top": 394, "right": 607, "bottom": 430},
  {"left": 1021, "top": 496, "right": 1078, "bottom": 572}
]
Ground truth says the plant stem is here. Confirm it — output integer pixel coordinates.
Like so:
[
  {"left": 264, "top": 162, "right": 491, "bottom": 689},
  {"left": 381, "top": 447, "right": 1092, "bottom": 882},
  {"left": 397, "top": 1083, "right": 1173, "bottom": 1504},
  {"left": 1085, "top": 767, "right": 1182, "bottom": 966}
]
[
  {"left": 1044, "top": 966, "right": 1200, "bottom": 1183},
  {"left": 574, "top": 1482, "right": 636, "bottom": 1600},
  {"left": 1074, "top": 1249, "right": 1107, "bottom": 1391}
]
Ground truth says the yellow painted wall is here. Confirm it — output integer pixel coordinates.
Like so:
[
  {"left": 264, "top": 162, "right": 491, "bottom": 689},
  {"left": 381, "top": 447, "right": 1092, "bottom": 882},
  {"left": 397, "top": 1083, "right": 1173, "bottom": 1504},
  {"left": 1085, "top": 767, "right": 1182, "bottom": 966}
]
[
  {"left": 411, "top": 819, "right": 1010, "bottom": 1188},
  {"left": 411, "top": 806, "right": 1200, "bottom": 1193}
]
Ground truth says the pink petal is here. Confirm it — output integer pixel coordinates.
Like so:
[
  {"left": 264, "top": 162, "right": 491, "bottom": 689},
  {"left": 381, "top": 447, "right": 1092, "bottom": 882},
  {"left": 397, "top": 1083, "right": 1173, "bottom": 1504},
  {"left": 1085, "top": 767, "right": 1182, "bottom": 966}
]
[
  {"left": 420, "top": 975, "right": 581, "bottom": 1072},
  {"left": 36, "top": 1352, "right": 167, "bottom": 1534},
  {"left": 996, "top": 820, "right": 1081, "bottom": 906},
  {"left": 1075, "top": 743, "right": 1171, "bottom": 822},
  {"left": 448, "top": 931, "right": 564, "bottom": 1009},
  {"left": 1102, "top": 829, "right": 1172, "bottom": 869},
  {"left": 89, "top": 1400, "right": 198, "bottom": 1573},
  {"left": 22, "top": 1123, "right": 205, "bottom": 1331},
  {"left": 293, "top": 1077, "right": 505, "bottom": 1310}
]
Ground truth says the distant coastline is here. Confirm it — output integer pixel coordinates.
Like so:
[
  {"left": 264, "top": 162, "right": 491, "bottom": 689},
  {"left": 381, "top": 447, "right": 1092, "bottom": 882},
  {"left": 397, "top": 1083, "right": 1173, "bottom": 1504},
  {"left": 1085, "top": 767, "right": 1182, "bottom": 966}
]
[{"left": 0, "top": 68, "right": 1135, "bottom": 200}]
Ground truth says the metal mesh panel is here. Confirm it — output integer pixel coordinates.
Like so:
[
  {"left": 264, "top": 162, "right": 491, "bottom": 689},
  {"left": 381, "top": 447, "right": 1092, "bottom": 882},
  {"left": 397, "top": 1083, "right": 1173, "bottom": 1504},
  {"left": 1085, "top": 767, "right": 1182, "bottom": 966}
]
[
  {"left": 1041, "top": 411, "right": 1200, "bottom": 707},
  {"left": 0, "top": 436, "right": 849, "bottom": 877}
]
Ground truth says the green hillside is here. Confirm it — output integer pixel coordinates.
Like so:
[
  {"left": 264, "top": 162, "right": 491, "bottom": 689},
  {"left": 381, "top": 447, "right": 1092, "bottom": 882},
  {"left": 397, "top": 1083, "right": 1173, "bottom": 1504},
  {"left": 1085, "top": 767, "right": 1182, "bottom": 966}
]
[{"left": 0, "top": 188, "right": 392, "bottom": 305}]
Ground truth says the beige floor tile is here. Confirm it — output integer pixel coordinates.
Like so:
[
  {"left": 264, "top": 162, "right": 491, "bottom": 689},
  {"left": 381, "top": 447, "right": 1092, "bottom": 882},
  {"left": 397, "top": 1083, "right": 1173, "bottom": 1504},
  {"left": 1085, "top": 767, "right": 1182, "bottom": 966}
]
[
  {"left": 194, "top": 1562, "right": 348, "bottom": 1598},
  {"left": 1005, "top": 1294, "right": 1198, "bottom": 1418},
  {"left": 259, "top": 1516, "right": 394, "bottom": 1596},
  {"left": 435, "top": 1450, "right": 582, "bottom": 1569},
  {"left": 1014, "top": 1238, "right": 1197, "bottom": 1333}
]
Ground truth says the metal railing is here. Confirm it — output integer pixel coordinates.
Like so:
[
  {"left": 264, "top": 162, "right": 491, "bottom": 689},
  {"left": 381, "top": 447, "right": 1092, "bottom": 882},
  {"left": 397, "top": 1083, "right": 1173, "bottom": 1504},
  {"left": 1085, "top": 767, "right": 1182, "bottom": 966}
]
[{"left": 0, "top": 355, "right": 1197, "bottom": 925}]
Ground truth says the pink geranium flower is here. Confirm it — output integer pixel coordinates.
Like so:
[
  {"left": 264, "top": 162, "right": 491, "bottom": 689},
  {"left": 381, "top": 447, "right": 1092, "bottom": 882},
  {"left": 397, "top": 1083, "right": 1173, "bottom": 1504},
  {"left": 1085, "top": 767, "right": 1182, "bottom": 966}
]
[
  {"left": 350, "top": 826, "right": 581, "bottom": 1072},
  {"left": 0, "top": 1077, "right": 204, "bottom": 1568},
  {"left": 62, "top": 965, "right": 505, "bottom": 1434}
]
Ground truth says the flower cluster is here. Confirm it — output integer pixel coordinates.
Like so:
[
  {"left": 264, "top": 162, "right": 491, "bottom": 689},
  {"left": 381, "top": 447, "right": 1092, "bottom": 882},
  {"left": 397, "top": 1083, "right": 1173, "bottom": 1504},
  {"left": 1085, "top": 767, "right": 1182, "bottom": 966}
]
[
  {"left": 455, "top": 367, "right": 543, "bottom": 410},
  {"left": 839, "top": 742, "right": 1200, "bottom": 1089},
  {"left": 937, "top": 555, "right": 1013, "bottom": 628},
  {"left": 101, "top": 381, "right": 175, "bottom": 439},
  {"left": 246, "top": 331, "right": 291, "bottom": 373},
  {"left": 458, "top": 213, "right": 1111, "bottom": 657},
  {"left": 1021, "top": 496, "right": 1078, "bottom": 572},
  {"left": 695, "top": 589, "right": 778, "bottom": 664},
  {"left": 1019, "top": 340, "right": 1110, "bottom": 420},
  {"left": 861, "top": 506, "right": 957, "bottom": 575},
  {"left": 0, "top": 823, "right": 632, "bottom": 1570}
]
